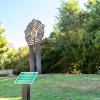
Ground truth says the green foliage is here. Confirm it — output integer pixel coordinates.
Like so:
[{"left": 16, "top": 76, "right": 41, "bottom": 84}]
[
  {"left": 0, "top": 25, "right": 29, "bottom": 73},
  {"left": 56, "top": 0, "right": 79, "bottom": 32},
  {"left": 0, "top": 25, "right": 8, "bottom": 69},
  {"left": 13, "top": 46, "right": 29, "bottom": 74},
  {"left": 42, "top": 0, "right": 100, "bottom": 74},
  {"left": 3, "top": 48, "right": 17, "bottom": 69},
  {"left": 0, "top": 26, "right": 5, "bottom": 35},
  {"left": 2, "top": 46, "right": 29, "bottom": 74}
]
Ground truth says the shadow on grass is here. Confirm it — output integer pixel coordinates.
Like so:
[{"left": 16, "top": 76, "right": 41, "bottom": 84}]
[{"left": 0, "top": 97, "right": 21, "bottom": 100}]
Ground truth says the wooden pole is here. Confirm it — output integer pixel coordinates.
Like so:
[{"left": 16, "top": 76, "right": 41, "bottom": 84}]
[
  {"left": 22, "top": 84, "right": 30, "bottom": 100},
  {"left": 29, "top": 45, "right": 35, "bottom": 72},
  {"left": 22, "top": 45, "right": 34, "bottom": 100},
  {"left": 36, "top": 44, "right": 41, "bottom": 74}
]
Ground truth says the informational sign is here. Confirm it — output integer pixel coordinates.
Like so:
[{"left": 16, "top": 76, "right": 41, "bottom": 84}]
[{"left": 15, "top": 72, "right": 38, "bottom": 84}]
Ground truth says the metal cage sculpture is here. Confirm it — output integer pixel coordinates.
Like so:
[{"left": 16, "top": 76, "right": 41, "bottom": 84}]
[{"left": 25, "top": 19, "right": 45, "bottom": 73}]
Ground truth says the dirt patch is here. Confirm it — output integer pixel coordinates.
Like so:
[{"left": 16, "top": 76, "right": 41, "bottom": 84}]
[{"left": 52, "top": 80, "right": 100, "bottom": 90}]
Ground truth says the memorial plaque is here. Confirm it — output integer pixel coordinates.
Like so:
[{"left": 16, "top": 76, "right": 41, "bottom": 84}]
[{"left": 15, "top": 72, "right": 38, "bottom": 84}]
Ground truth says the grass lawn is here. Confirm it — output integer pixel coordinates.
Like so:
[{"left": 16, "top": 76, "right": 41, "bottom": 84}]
[{"left": 0, "top": 74, "right": 100, "bottom": 100}]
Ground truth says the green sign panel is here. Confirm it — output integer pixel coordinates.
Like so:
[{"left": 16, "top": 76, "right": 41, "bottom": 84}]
[{"left": 15, "top": 72, "right": 38, "bottom": 84}]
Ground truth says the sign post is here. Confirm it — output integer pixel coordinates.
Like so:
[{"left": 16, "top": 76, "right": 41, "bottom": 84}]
[
  {"left": 15, "top": 72, "right": 38, "bottom": 100},
  {"left": 22, "top": 84, "right": 30, "bottom": 100}
]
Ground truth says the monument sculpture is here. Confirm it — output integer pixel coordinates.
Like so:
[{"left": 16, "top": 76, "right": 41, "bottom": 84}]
[{"left": 24, "top": 19, "right": 45, "bottom": 74}]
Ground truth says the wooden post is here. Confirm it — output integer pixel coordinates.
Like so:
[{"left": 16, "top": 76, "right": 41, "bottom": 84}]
[
  {"left": 29, "top": 45, "right": 35, "bottom": 72},
  {"left": 36, "top": 44, "right": 41, "bottom": 74},
  {"left": 25, "top": 45, "right": 34, "bottom": 100},
  {"left": 22, "top": 84, "right": 30, "bottom": 100}
]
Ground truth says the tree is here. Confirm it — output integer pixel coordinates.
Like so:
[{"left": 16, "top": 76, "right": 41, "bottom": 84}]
[
  {"left": 14, "top": 46, "right": 29, "bottom": 73},
  {"left": 42, "top": 0, "right": 100, "bottom": 73},
  {"left": 0, "top": 24, "right": 8, "bottom": 69},
  {"left": 80, "top": 0, "right": 100, "bottom": 73}
]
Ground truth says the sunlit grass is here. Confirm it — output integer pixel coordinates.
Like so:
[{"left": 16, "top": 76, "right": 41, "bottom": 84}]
[
  {"left": 0, "top": 97, "right": 21, "bottom": 100},
  {"left": 0, "top": 74, "right": 100, "bottom": 100}
]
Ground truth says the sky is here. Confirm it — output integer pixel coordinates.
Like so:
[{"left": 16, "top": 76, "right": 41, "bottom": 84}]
[{"left": 0, "top": 0, "right": 87, "bottom": 48}]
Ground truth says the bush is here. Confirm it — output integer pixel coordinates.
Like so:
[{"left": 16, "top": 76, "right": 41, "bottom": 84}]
[
  {"left": 0, "top": 73, "right": 8, "bottom": 77},
  {"left": 13, "top": 66, "right": 29, "bottom": 75}
]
